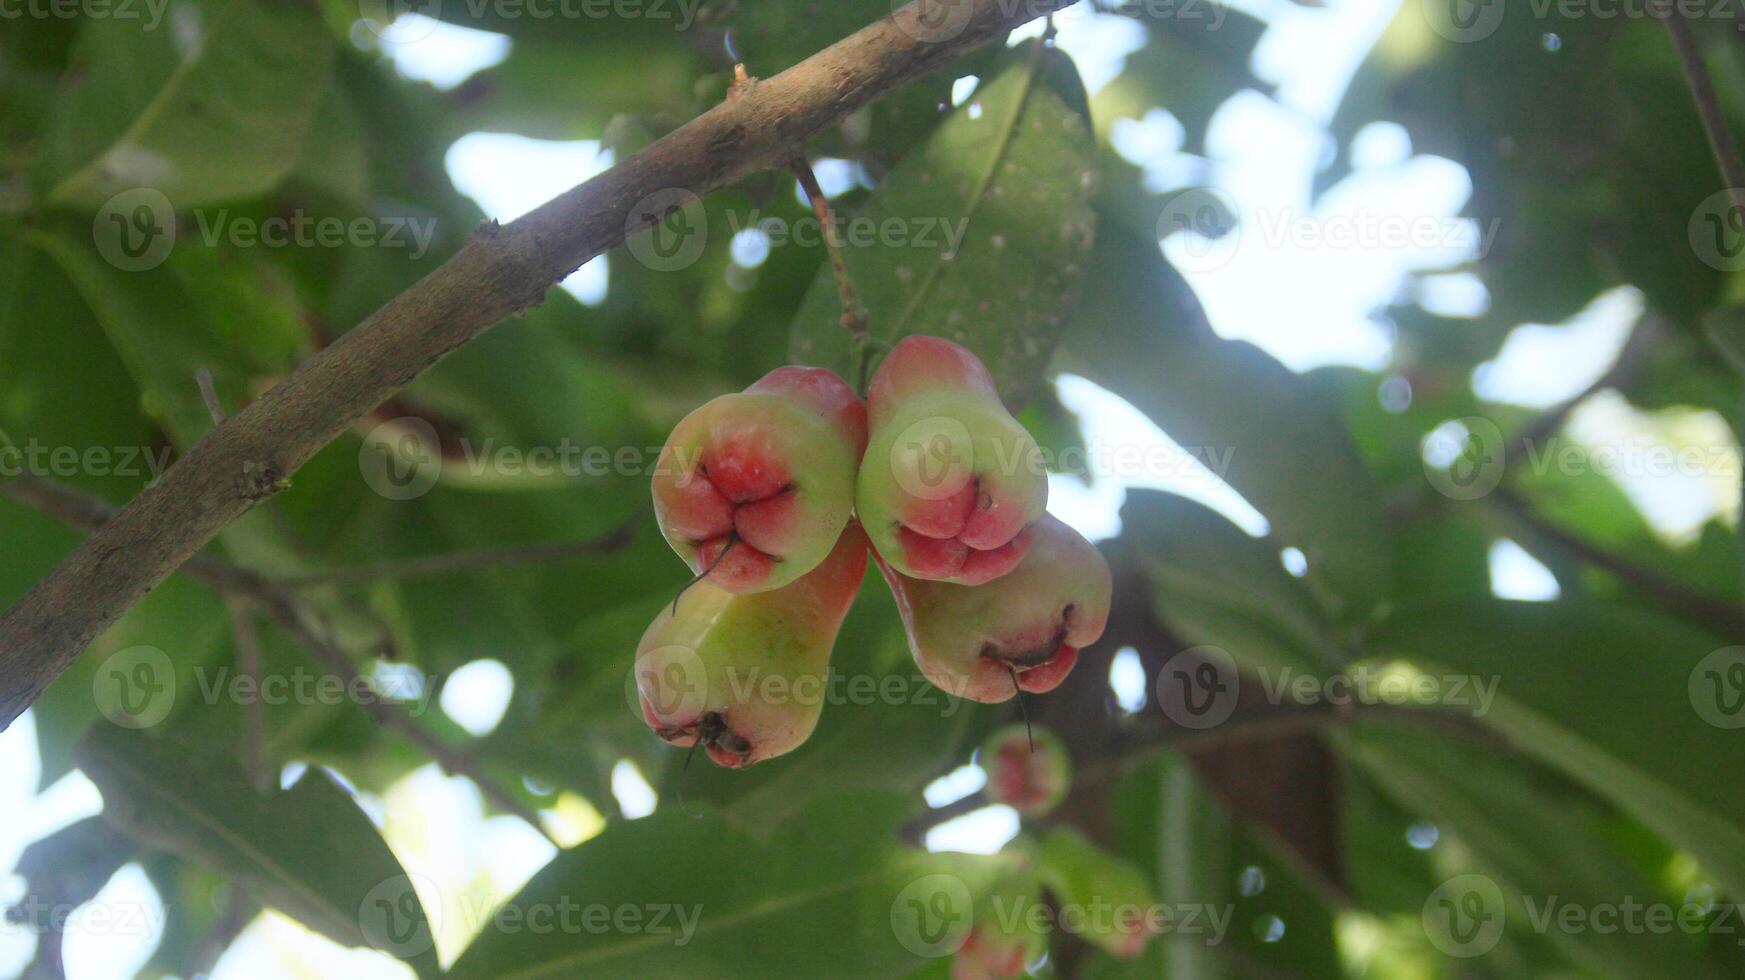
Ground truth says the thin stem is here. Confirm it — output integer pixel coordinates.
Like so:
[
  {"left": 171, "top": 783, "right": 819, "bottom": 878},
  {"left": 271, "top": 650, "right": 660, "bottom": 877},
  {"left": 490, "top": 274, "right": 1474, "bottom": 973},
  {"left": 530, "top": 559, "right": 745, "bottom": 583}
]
[
  {"left": 1664, "top": 17, "right": 1745, "bottom": 612},
  {"left": 670, "top": 532, "right": 736, "bottom": 615},
  {"left": 901, "top": 699, "right": 1500, "bottom": 839},
  {"left": 281, "top": 517, "right": 639, "bottom": 589},
  {"left": 228, "top": 601, "right": 269, "bottom": 792},
  {"left": 792, "top": 155, "right": 873, "bottom": 392},
  {"left": 1664, "top": 11, "right": 1745, "bottom": 212},
  {"left": 195, "top": 368, "right": 226, "bottom": 425}
]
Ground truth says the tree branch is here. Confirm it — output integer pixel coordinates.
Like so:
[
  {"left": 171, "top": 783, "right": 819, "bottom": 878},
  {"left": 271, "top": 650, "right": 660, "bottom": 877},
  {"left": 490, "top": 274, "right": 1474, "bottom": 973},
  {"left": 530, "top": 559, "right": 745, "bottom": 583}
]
[
  {"left": 1664, "top": 10, "right": 1745, "bottom": 212},
  {"left": 1490, "top": 486, "right": 1745, "bottom": 635},
  {"left": 0, "top": 0, "right": 1076, "bottom": 728}
]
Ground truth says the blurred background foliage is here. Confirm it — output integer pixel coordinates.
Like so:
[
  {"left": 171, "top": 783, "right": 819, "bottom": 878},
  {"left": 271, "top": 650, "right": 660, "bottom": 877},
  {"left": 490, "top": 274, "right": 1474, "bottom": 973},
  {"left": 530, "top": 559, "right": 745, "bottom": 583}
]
[{"left": 3, "top": 0, "right": 1745, "bottom": 976}]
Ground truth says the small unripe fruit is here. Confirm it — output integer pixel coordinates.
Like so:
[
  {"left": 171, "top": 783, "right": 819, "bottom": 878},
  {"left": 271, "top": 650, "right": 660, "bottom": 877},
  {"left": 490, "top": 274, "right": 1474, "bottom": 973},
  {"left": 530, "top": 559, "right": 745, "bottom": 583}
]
[
  {"left": 652, "top": 366, "right": 867, "bottom": 593},
  {"left": 877, "top": 513, "right": 1111, "bottom": 703},
  {"left": 858, "top": 336, "right": 1047, "bottom": 585},
  {"left": 633, "top": 523, "right": 868, "bottom": 767},
  {"left": 980, "top": 724, "right": 1070, "bottom": 817}
]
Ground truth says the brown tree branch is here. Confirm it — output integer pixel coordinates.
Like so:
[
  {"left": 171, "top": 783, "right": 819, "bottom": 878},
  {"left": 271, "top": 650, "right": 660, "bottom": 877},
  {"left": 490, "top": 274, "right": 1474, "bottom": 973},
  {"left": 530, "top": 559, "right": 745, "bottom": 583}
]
[{"left": 0, "top": 0, "right": 1076, "bottom": 728}]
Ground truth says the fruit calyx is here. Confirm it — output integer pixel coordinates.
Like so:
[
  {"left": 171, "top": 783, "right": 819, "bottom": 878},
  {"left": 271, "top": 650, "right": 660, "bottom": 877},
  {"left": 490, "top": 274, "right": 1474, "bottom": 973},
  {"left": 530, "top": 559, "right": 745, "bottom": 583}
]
[
  {"left": 653, "top": 366, "right": 865, "bottom": 593},
  {"left": 650, "top": 708, "right": 757, "bottom": 769},
  {"left": 976, "top": 604, "right": 1082, "bottom": 693}
]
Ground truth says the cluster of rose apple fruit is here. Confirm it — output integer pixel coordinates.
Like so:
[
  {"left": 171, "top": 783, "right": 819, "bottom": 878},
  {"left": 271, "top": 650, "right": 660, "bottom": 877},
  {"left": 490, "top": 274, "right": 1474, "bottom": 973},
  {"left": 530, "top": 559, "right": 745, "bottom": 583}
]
[{"left": 632, "top": 336, "right": 1113, "bottom": 768}]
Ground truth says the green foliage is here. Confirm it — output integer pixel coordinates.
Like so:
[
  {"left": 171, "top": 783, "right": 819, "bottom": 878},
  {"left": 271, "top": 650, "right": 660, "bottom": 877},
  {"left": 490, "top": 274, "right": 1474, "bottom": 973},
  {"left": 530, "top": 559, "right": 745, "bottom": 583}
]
[
  {"left": 790, "top": 42, "right": 1098, "bottom": 407},
  {"left": 3, "top": 0, "right": 1745, "bottom": 976},
  {"left": 76, "top": 726, "right": 441, "bottom": 976}
]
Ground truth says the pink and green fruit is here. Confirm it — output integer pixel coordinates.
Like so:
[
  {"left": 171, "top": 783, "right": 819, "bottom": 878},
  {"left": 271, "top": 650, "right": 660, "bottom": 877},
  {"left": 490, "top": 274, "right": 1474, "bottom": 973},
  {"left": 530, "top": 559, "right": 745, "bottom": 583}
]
[
  {"left": 633, "top": 523, "right": 868, "bottom": 768},
  {"left": 980, "top": 724, "right": 1071, "bottom": 817},
  {"left": 652, "top": 366, "right": 866, "bottom": 593},
  {"left": 877, "top": 513, "right": 1111, "bottom": 703},
  {"left": 858, "top": 336, "right": 1047, "bottom": 585}
]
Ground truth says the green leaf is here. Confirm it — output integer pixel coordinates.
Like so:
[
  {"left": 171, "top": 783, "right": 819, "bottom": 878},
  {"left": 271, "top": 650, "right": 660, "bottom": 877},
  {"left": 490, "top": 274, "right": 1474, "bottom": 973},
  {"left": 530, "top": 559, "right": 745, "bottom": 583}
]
[
  {"left": 41, "top": 0, "right": 333, "bottom": 208},
  {"left": 448, "top": 793, "right": 969, "bottom": 979},
  {"left": 3, "top": 817, "right": 138, "bottom": 979},
  {"left": 5, "top": 816, "right": 135, "bottom": 928},
  {"left": 1371, "top": 598, "right": 1745, "bottom": 900},
  {"left": 1057, "top": 221, "right": 1390, "bottom": 618},
  {"left": 790, "top": 42, "right": 1098, "bottom": 407},
  {"left": 1346, "top": 723, "right": 1724, "bottom": 978},
  {"left": 1092, "top": 4, "right": 1267, "bottom": 154},
  {"left": 29, "top": 226, "right": 302, "bottom": 445},
  {"left": 451, "top": 36, "right": 704, "bottom": 141},
  {"left": 74, "top": 726, "right": 440, "bottom": 976},
  {"left": 1105, "top": 752, "right": 1343, "bottom": 979},
  {"left": 1120, "top": 490, "right": 1348, "bottom": 675}
]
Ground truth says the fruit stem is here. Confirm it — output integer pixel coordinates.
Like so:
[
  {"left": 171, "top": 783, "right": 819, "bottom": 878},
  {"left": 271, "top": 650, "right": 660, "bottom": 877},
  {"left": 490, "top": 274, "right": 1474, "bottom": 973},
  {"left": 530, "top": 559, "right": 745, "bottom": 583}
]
[
  {"left": 790, "top": 156, "right": 873, "bottom": 395},
  {"left": 1007, "top": 664, "right": 1035, "bottom": 752},
  {"left": 671, "top": 533, "right": 738, "bottom": 614}
]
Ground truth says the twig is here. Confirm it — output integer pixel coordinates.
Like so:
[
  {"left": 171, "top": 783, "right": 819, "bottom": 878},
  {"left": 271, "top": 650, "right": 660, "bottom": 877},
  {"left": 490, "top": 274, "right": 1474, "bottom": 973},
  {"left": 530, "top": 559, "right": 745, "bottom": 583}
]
[
  {"left": 1664, "top": 10, "right": 1745, "bottom": 212},
  {"left": 899, "top": 788, "right": 992, "bottom": 843},
  {"left": 280, "top": 517, "right": 639, "bottom": 589},
  {"left": 195, "top": 368, "right": 226, "bottom": 425},
  {"left": 1501, "top": 312, "right": 1650, "bottom": 471},
  {"left": 1663, "top": 11, "right": 1745, "bottom": 608},
  {"left": 791, "top": 156, "right": 872, "bottom": 390},
  {"left": 288, "top": 614, "right": 561, "bottom": 846},
  {"left": 899, "top": 699, "right": 1500, "bottom": 839},
  {"left": 0, "top": 0, "right": 1080, "bottom": 730},
  {"left": 228, "top": 602, "right": 269, "bottom": 792},
  {"left": 191, "top": 888, "right": 257, "bottom": 976},
  {"left": 1489, "top": 486, "right": 1745, "bottom": 635},
  {"left": 0, "top": 475, "right": 562, "bottom": 845}
]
